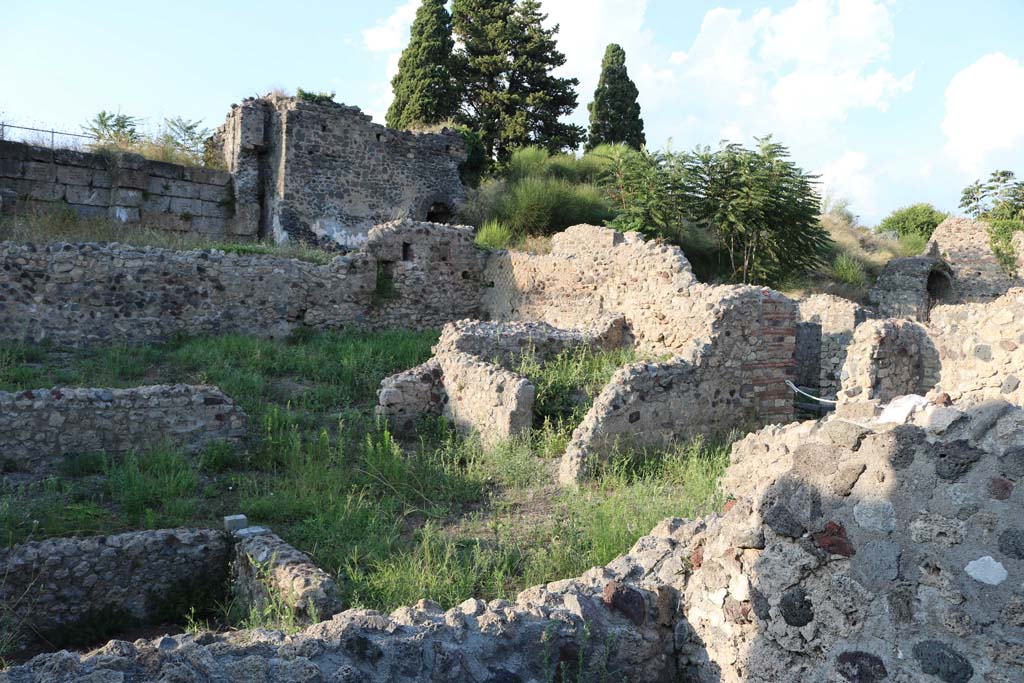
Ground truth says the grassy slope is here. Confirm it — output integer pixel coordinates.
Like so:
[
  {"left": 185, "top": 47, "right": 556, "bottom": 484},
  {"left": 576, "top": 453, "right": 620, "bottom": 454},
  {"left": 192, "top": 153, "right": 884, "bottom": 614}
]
[{"left": 0, "top": 333, "right": 729, "bottom": 615}]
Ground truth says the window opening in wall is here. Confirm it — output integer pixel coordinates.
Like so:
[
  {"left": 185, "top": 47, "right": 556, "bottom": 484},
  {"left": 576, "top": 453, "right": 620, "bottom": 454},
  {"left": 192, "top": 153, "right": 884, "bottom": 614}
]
[
  {"left": 402, "top": 243, "right": 413, "bottom": 261},
  {"left": 375, "top": 133, "right": 382, "bottom": 142},
  {"left": 926, "top": 269, "right": 954, "bottom": 313}
]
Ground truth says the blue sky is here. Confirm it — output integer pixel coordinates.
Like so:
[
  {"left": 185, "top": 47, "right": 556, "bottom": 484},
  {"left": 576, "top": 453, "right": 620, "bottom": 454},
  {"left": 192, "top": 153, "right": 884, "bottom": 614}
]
[{"left": 3, "top": 1, "right": 1022, "bottom": 224}]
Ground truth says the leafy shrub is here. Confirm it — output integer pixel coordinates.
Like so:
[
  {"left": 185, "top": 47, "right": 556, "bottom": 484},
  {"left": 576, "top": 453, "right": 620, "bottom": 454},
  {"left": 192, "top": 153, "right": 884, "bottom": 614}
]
[
  {"left": 877, "top": 203, "right": 947, "bottom": 239},
  {"left": 896, "top": 232, "right": 929, "bottom": 256},
  {"left": 961, "top": 170, "right": 1024, "bottom": 221},
  {"left": 987, "top": 218, "right": 1024, "bottom": 274},
  {"left": 830, "top": 254, "right": 867, "bottom": 287},
  {"left": 296, "top": 88, "right": 336, "bottom": 104},
  {"left": 474, "top": 219, "right": 516, "bottom": 250}
]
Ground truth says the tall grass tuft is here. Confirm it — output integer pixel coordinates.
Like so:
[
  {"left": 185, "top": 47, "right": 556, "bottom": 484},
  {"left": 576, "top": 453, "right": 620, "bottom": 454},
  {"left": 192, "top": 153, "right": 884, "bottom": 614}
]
[{"left": 474, "top": 219, "right": 517, "bottom": 250}]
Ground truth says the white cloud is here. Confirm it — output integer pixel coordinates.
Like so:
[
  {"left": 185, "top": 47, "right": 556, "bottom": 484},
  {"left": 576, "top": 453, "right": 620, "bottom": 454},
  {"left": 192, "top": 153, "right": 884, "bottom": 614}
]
[
  {"left": 678, "top": 0, "right": 913, "bottom": 141},
  {"left": 361, "top": 0, "right": 418, "bottom": 53},
  {"left": 942, "top": 53, "right": 1024, "bottom": 173},
  {"left": 360, "top": 0, "right": 419, "bottom": 123},
  {"left": 818, "top": 151, "right": 879, "bottom": 218}
]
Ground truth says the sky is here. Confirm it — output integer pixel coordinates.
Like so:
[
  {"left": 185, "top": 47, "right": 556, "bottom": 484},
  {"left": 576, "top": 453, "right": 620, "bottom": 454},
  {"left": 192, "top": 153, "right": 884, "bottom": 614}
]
[{"left": 2, "top": 0, "right": 1022, "bottom": 224}]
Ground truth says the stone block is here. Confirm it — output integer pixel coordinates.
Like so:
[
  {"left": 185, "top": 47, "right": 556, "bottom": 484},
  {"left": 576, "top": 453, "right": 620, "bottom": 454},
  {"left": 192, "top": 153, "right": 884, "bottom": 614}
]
[
  {"left": 0, "top": 140, "right": 31, "bottom": 160},
  {"left": 115, "top": 168, "right": 149, "bottom": 190},
  {"left": 146, "top": 160, "right": 184, "bottom": 179},
  {"left": 201, "top": 200, "right": 232, "bottom": 219},
  {"left": 115, "top": 152, "right": 146, "bottom": 170},
  {"left": 143, "top": 194, "right": 171, "bottom": 213},
  {"left": 0, "top": 158, "right": 23, "bottom": 178},
  {"left": 110, "top": 206, "right": 140, "bottom": 223},
  {"left": 224, "top": 514, "right": 248, "bottom": 532},
  {"left": 170, "top": 196, "right": 202, "bottom": 216},
  {"left": 56, "top": 165, "right": 94, "bottom": 186},
  {"left": 113, "top": 188, "right": 144, "bottom": 207},
  {"left": 23, "top": 161, "right": 56, "bottom": 182},
  {"left": 65, "top": 185, "right": 109, "bottom": 206},
  {"left": 189, "top": 215, "right": 227, "bottom": 236},
  {"left": 199, "top": 182, "right": 230, "bottom": 202},
  {"left": 183, "top": 166, "right": 230, "bottom": 185},
  {"left": 164, "top": 179, "right": 201, "bottom": 199},
  {"left": 54, "top": 148, "right": 107, "bottom": 169},
  {"left": 91, "top": 170, "right": 113, "bottom": 188},
  {"left": 28, "top": 182, "right": 65, "bottom": 201}
]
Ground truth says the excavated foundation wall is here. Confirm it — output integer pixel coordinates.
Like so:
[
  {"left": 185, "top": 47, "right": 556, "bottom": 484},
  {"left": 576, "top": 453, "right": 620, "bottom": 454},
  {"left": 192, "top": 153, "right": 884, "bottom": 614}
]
[
  {"left": 0, "top": 529, "right": 229, "bottom": 652},
  {"left": 9, "top": 403, "right": 1022, "bottom": 682},
  {"left": 0, "top": 220, "right": 481, "bottom": 346},
  {"left": 837, "top": 319, "right": 939, "bottom": 410},
  {"left": 0, "top": 385, "right": 246, "bottom": 476}
]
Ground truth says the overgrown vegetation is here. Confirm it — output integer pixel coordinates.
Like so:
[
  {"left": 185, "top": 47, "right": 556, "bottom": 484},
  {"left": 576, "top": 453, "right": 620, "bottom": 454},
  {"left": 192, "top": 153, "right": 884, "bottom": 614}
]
[
  {"left": 83, "top": 110, "right": 221, "bottom": 168},
  {"left": 0, "top": 209, "right": 334, "bottom": 265},
  {"left": 296, "top": 88, "right": 336, "bottom": 104},
  {"left": 877, "top": 203, "right": 947, "bottom": 240},
  {"left": 0, "top": 332, "right": 730, "bottom": 617},
  {"left": 961, "top": 170, "right": 1024, "bottom": 275}
]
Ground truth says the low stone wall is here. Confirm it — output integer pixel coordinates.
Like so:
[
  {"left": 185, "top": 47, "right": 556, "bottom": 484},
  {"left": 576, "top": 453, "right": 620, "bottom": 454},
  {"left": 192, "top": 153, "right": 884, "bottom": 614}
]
[
  {"left": 433, "top": 317, "right": 627, "bottom": 369},
  {"left": 0, "top": 220, "right": 483, "bottom": 346},
  {"left": 930, "top": 216, "right": 1021, "bottom": 302},
  {"left": 795, "top": 294, "right": 869, "bottom": 399},
  {"left": 927, "top": 288, "right": 1024, "bottom": 407},
  {"left": 11, "top": 404, "right": 1022, "bottom": 682},
  {"left": 837, "top": 319, "right": 938, "bottom": 411},
  {"left": 233, "top": 530, "right": 343, "bottom": 626},
  {"left": 437, "top": 351, "right": 535, "bottom": 445},
  {"left": 0, "top": 140, "right": 249, "bottom": 238},
  {"left": 0, "top": 528, "right": 228, "bottom": 652},
  {"left": 0, "top": 385, "right": 247, "bottom": 476}
]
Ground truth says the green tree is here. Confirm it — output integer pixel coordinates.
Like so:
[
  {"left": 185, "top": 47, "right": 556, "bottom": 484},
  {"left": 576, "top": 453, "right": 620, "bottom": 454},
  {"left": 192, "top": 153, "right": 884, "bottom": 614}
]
[
  {"left": 452, "top": 0, "right": 584, "bottom": 163},
  {"left": 386, "top": 0, "right": 460, "bottom": 130},
  {"left": 961, "top": 170, "right": 1024, "bottom": 221},
  {"left": 159, "top": 117, "right": 212, "bottom": 161},
  {"left": 877, "top": 203, "right": 947, "bottom": 239},
  {"left": 586, "top": 44, "right": 645, "bottom": 151},
  {"left": 83, "top": 111, "right": 142, "bottom": 146},
  {"left": 679, "top": 137, "right": 830, "bottom": 285}
]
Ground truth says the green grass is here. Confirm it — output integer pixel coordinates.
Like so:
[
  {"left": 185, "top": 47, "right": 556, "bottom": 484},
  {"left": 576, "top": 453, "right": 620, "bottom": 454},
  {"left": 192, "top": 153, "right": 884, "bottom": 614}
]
[
  {"left": 0, "top": 330, "right": 731, "bottom": 617},
  {"left": 475, "top": 219, "right": 517, "bottom": 250},
  {"left": 830, "top": 253, "right": 867, "bottom": 288}
]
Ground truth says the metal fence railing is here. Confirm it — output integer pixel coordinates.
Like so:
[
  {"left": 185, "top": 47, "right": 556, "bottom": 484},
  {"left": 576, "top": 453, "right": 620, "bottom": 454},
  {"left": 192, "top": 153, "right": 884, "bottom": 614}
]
[{"left": 0, "top": 122, "right": 97, "bottom": 150}]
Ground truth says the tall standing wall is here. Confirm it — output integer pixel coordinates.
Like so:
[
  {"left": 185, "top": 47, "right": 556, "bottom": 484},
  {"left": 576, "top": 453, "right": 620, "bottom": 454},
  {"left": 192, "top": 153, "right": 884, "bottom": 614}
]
[{"left": 218, "top": 95, "right": 467, "bottom": 246}]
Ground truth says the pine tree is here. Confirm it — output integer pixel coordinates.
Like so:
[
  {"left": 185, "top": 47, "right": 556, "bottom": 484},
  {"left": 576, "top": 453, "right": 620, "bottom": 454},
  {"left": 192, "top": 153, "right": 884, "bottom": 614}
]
[
  {"left": 586, "top": 44, "right": 645, "bottom": 151},
  {"left": 451, "top": 0, "right": 514, "bottom": 160},
  {"left": 386, "top": 0, "right": 459, "bottom": 130},
  {"left": 452, "top": 0, "right": 584, "bottom": 162}
]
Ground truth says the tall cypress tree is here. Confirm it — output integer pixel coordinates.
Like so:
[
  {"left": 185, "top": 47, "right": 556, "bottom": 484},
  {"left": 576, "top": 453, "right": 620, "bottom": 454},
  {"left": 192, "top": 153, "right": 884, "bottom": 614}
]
[
  {"left": 586, "top": 44, "right": 645, "bottom": 151},
  {"left": 386, "top": 0, "right": 459, "bottom": 130},
  {"left": 452, "top": 0, "right": 583, "bottom": 162}
]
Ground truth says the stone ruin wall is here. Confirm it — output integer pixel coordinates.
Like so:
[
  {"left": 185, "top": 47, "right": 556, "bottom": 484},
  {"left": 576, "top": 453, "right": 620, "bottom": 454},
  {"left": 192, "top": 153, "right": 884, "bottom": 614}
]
[
  {"left": 0, "top": 528, "right": 229, "bottom": 651},
  {"left": 9, "top": 403, "right": 1022, "bottom": 682},
  {"left": 795, "top": 294, "right": 868, "bottom": 400},
  {"left": 0, "top": 140, "right": 249, "bottom": 239},
  {"left": 482, "top": 225, "right": 797, "bottom": 434},
  {"left": 927, "top": 288, "right": 1024, "bottom": 407},
  {"left": 0, "top": 220, "right": 482, "bottom": 346},
  {"left": 837, "top": 289, "right": 1024, "bottom": 416},
  {"left": 836, "top": 319, "right": 939, "bottom": 412},
  {"left": 930, "top": 216, "right": 1022, "bottom": 302},
  {"left": 218, "top": 94, "right": 467, "bottom": 246},
  {"left": 869, "top": 250, "right": 953, "bottom": 322},
  {"left": 0, "top": 385, "right": 247, "bottom": 478}
]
